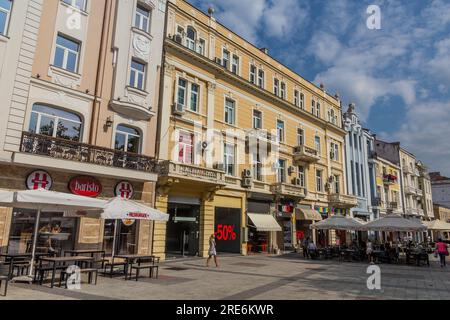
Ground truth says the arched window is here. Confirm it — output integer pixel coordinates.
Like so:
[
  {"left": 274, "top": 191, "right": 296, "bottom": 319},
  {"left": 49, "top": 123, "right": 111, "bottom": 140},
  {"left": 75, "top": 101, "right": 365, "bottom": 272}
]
[
  {"left": 115, "top": 125, "right": 141, "bottom": 153},
  {"left": 29, "top": 104, "right": 83, "bottom": 141},
  {"left": 186, "top": 26, "right": 196, "bottom": 51}
]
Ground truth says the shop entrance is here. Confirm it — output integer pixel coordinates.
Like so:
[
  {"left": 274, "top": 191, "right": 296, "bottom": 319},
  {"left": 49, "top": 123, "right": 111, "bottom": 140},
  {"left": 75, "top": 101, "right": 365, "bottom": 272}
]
[
  {"left": 214, "top": 207, "right": 241, "bottom": 253},
  {"left": 166, "top": 203, "right": 200, "bottom": 257},
  {"left": 103, "top": 219, "right": 138, "bottom": 256}
]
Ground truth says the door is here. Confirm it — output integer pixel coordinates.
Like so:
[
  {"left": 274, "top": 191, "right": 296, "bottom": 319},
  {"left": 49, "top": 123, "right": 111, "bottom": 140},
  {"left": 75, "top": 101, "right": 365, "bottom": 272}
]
[{"left": 166, "top": 203, "right": 200, "bottom": 256}]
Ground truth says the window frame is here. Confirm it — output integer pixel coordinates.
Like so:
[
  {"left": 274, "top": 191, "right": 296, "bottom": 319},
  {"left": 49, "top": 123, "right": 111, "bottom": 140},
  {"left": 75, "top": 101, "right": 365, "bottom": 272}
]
[
  {"left": 224, "top": 98, "right": 236, "bottom": 125},
  {"left": 249, "top": 64, "right": 256, "bottom": 84},
  {"left": 316, "top": 170, "right": 323, "bottom": 192},
  {"left": 315, "top": 135, "right": 321, "bottom": 154},
  {"left": 186, "top": 26, "right": 196, "bottom": 51},
  {"left": 273, "top": 78, "right": 279, "bottom": 96},
  {"left": 277, "top": 159, "right": 286, "bottom": 183},
  {"left": 298, "top": 166, "right": 305, "bottom": 188},
  {"left": 54, "top": 33, "right": 81, "bottom": 73},
  {"left": 222, "top": 48, "right": 230, "bottom": 70},
  {"left": 277, "top": 119, "right": 285, "bottom": 143},
  {"left": 129, "top": 59, "right": 146, "bottom": 91},
  {"left": 297, "top": 128, "right": 304, "bottom": 146},
  {"left": 134, "top": 4, "right": 151, "bottom": 33},
  {"left": 62, "top": 0, "right": 87, "bottom": 11},
  {"left": 258, "top": 69, "right": 265, "bottom": 88},
  {"left": 231, "top": 54, "right": 240, "bottom": 75},
  {"left": 115, "top": 124, "right": 141, "bottom": 154},
  {"left": 253, "top": 109, "right": 262, "bottom": 130},
  {"left": 223, "top": 143, "right": 236, "bottom": 176},
  {"left": 178, "top": 130, "right": 195, "bottom": 164},
  {"left": 189, "top": 82, "right": 199, "bottom": 112},
  {"left": 280, "top": 82, "right": 286, "bottom": 100},
  {"left": 0, "top": 0, "right": 12, "bottom": 36}
]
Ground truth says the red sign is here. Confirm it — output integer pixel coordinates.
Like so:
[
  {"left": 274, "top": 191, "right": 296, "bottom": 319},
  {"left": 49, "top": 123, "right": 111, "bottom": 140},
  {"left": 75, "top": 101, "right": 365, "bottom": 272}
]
[
  {"left": 115, "top": 181, "right": 134, "bottom": 199},
  {"left": 127, "top": 212, "right": 149, "bottom": 219},
  {"left": 26, "top": 170, "right": 52, "bottom": 190},
  {"left": 69, "top": 176, "right": 102, "bottom": 197},
  {"left": 215, "top": 224, "right": 237, "bottom": 241}
]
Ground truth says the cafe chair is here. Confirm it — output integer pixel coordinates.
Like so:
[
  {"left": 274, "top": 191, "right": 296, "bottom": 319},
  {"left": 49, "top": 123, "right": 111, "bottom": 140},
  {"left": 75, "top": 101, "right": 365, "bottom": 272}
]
[{"left": 0, "top": 263, "right": 9, "bottom": 296}]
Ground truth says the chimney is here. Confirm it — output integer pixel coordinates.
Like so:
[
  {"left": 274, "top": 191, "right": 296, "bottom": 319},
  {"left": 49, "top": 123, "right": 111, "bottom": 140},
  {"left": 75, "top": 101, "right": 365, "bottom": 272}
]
[{"left": 260, "top": 47, "right": 269, "bottom": 55}]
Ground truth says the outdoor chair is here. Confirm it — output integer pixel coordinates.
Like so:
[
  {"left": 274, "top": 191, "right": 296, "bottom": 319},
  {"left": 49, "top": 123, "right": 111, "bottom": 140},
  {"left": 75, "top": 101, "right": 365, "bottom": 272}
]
[
  {"left": 130, "top": 256, "right": 160, "bottom": 281},
  {"left": 0, "top": 263, "right": 9, "bottom": 296}
]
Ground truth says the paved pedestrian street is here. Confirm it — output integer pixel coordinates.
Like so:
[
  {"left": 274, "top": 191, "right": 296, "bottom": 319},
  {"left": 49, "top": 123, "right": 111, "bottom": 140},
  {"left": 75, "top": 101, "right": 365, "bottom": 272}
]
[{"left": 1, "top": 253, "right": 450, "bottom": 300}]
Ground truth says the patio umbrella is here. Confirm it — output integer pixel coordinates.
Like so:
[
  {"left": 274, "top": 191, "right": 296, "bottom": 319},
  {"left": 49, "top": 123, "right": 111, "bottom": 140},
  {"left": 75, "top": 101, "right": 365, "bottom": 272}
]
[
  {"left": 100, "top": 197, "right": 169, "bottom": 256},
  {"left": 0, "top": 189, "right": 107, "bottom": 282},
  {"left": 310, "top": 215, "right": 365, "bottom": 231},
  {"left": 362, "top": 214, "right": 427, "bottom": 232}
]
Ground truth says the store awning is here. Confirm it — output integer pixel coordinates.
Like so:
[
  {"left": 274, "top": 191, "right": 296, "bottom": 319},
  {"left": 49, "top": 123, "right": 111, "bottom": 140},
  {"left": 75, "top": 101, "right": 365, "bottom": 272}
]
[
  {"left": 295, "top": 209, "right": 323, "bottom": 221},
  {"left": 247, "top": 213, "right": 282, "bottom": 232}
]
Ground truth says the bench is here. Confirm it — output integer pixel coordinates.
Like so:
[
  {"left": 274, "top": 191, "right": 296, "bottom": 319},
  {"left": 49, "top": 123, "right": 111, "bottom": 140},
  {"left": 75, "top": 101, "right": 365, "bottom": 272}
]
[
  {"left": 103, "top": 257, "right": 127, "bottom": 278},
  {"left": 130, "top": 257, "right": 160, "bottom": 281},
  {"left": 59, "top": 268, "right": 98, "bottom": 288}
]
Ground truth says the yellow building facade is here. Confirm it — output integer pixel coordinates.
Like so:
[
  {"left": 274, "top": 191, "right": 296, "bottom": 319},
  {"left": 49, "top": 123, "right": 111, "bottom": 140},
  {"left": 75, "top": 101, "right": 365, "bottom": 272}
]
[
  {"left": 373, "top": 156, "right": 402, "bottom": 216},
  {"left": 155, "top": 0, "right": 357, "bottom": 259}
]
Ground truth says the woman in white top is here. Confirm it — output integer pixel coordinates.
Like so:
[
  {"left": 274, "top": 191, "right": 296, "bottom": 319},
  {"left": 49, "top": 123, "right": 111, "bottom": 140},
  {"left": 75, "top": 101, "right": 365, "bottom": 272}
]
[
  {"left": 206, "top": 234, "right": 219, "bottom": 267},
  {"left": 366, "top": 240, "right": 374, "bottom": 264}
]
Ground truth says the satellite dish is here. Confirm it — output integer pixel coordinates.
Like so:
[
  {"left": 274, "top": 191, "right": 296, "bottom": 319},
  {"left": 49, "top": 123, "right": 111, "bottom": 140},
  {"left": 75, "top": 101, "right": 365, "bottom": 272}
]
[{"left": 202, "top": 141, "right": 208, "bottom": 149}]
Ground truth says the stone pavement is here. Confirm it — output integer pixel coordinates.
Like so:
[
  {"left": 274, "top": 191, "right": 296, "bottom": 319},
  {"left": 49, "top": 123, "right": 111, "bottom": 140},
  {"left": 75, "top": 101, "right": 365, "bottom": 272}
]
[{"left": 1, "top": 253, "right": 450, "bottom": 300}]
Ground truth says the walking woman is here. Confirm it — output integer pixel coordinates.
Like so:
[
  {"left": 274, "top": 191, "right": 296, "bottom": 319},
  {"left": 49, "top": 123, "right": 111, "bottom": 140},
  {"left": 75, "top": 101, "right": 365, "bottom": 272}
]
[
  {"left": 435, "top": 238, "right": 449, "bottom": 267},
  {"left": 206, "top": 234, "right": 219, "bottom": 267}
]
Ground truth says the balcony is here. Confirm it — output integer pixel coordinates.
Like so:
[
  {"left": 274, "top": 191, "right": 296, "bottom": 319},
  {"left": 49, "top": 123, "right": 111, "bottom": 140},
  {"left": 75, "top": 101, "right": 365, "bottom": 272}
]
[
  {"left": 271, "top": 182, "right": 306, "bottom": 199},
  {"left": 405, "top": 185, "right": 417, "bottom": 195},
  {"left": 328, "top": 193, "right": 358, "bottom": 208},
  {"left": 20, "top": 132, "right": 157, "bottom": 173},
  {"left": 405, "top": 207, "right": 419, "bottom": 216},
  {"left": 110, "top": 88, "right": 155, "bottom": 121},
  {"left": 383, "top": 174, "right": 398, "bottom": 185},
  {"left": 403, "top": 166, "right": 413, "bottom": 174},
  {"left": 157, "top": 161, "right": 226, "bottom": 186},
  {"left": 293, "top": 145, "right": 321, "bottom": 163}
]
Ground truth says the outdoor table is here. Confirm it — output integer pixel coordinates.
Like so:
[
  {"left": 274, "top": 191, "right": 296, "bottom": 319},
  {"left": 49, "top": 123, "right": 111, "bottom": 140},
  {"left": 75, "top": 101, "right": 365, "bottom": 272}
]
[
  {"left": 407, "top": 251, "right": 429, "bottom": 266},
  {"left": 38, "top": 256, "right": 94, "bottom": 288},
  {"left": 0, "top": 253, "right": 49, "bottom": 279},
  {"left": 114, "top": 254, "right": 155, "bottom": 280}
]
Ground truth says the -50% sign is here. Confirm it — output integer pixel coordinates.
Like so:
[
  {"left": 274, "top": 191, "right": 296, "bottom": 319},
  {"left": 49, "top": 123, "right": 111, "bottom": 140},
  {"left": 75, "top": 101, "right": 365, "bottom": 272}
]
[{"left": 215, "top": 224, "right": 237, "bottom": 241}]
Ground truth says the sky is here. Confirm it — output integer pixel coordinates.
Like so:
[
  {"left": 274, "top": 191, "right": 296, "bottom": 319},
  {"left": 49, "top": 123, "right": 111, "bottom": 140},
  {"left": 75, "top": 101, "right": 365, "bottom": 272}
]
[{"left": 187, "top": 0, "right": 450, "bottom": 175}]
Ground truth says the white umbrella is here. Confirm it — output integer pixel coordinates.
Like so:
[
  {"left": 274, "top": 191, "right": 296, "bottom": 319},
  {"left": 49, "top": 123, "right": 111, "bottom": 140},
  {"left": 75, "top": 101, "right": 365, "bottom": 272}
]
[
  {"left": 311, "top": 215, "right": 365, "bottom": 231},
  {"left": 0, "top": 189, "right": 107, "bottom": 282},
  {"left": 363, "top": 214, "right": 427, "bottom": 232},
  {"left": 101, "top": 197, "right": 169, "bottom": 256}
]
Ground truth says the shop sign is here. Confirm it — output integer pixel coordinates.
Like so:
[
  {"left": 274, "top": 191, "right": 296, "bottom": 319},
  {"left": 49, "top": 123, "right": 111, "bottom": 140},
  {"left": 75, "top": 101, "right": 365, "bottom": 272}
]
[
  {"left": 115, "top": 181, "right": 134, "bottom": 199},
  {"left": 69, "top": 176, "right": 102, "bottom": 197},
  {"left": 26, "top": 170, "right": 53, "bottom": 190},
  {"left": 122, "top": 219, "right": 135, "bottom": 226},
  {"left": 127, "top": 212, "right": 149, "bottom": 219}
]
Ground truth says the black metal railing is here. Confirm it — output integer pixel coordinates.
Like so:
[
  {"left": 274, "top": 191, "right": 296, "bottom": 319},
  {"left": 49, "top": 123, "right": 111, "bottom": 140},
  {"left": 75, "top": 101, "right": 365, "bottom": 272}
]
[{"left": 21, "top": 132, "right": 157, "bottom": 173}]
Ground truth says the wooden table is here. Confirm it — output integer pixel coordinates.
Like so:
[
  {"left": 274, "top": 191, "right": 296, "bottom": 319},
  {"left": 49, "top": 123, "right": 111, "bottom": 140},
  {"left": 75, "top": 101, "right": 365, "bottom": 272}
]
[
  {"left": 38, "top": 256, "right": 94, "bottom": 288},
  {"left": 114, "top": 254, "right": 155, "bottom": 280},
  {"left": 0, "top": 253, "right": 49, "bottom": 279}
]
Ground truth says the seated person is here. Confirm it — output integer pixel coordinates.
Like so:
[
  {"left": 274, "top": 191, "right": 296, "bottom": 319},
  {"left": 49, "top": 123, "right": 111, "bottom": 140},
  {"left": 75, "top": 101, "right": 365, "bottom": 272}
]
[
  {"left": 307, "top": 242, "right": 318, "bottom": 258},
  {"left": 51, "top": 224, "right": 62, "bottom": 234},
  {"left": 39, "top": 224, "right": 51, "bottom": 233}
]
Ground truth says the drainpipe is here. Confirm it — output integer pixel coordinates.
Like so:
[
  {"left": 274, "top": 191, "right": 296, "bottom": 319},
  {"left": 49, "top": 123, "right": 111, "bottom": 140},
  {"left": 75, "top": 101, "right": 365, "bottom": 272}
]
[{"left": 90, "top": 0, "right": 114, "bottom": 146}]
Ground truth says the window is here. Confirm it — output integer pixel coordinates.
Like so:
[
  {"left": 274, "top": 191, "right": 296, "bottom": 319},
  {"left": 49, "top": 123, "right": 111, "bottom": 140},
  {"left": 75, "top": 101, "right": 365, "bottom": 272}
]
[
  {"left": 253, "top": 110, "right": 262, "bottom": 130},
  {"left": 294, "top": 90, "right": 299, "bottom": 107},
  {"left": 350, "top": 161, "right": 355, "bottom": 195},
  {"left": 258, "top": 70, "right": 265, "bottom": 88},
  {"left": 361, "top": 164, "right": 365, "bottom": 197},
  {"left": 232, "top": 55, "right": 239, "bottom": 75},
  {"left": 328, "top": 109, "right": 337, "bottom": 125},
  {"left": 178, "top": 131, "right": 194, "bottom": 164},
  {"left": 274, "top": 78, "right": 279, "bottom": 96},
  {"left": 129, "top": 59, "right": 146, "bottom": 90},
  {"left": 224, "top": 98, "right": 235, "bottom": 125},
  {"left": 250, "top": 65, "right": 256, "bottom": 84},
  {"left": 300, "top": 93, "right": 305, "bottom": 109},
  {"left": 224, "top": 143, "right": 235, "bottom": 176},
  {"left": 186, "top": 26, "right": 196, "bottom": 51},
  {"left": 62, "top": 0, "right": 86, "bottom": 11},
  {"left": 356, "top": 163, "right": 361, "bottom": 196},
  {"left": 277, "top": 159, "right": 286, "bottom": 183},
  {"left": 334, "top": 175, "right": 340, "bottom": 194},
  {"left": 134, "top": 5, "right": 151, "bottom": 33},
  {"left": 29, "top": 104, "right": 82, "bottom": 141},
  {"left": 177, "top": 78, "right": 187, "bottom": 106},
  {"left": 190, "top": 83, "right": 199, "bottom": 112},
  {"left": 0, "top": 0, "right": 12, "bottom": 36},
  {"left": 315, "top": 136, "right": 321, "bottom": 154},
  {"left": 297, "top": 128, "right": 304, "bottom": 146},
  {"left": 115, "top": 125, "right": 141, "bottom": 153},
  {"left": 197, "top": 39, "right": 205, "bottom": 55},
  {"left": 316, "top": 170, "right": 323, "bottom": 192},
  {"left": 316, "top": 102, "right": 321, "bottom": 118},
  {"left": 54, "top": 34, "right": 80, "bottom": 73},
  {"left": 330, "top": 142, "right": 339, "bottom": 161},
  {"left": 222, "top": 49, "right": 230, "bottom": 69},
  {"left": 280, "top": 82, "right": 286, "bottom": 100},
  {"left": 311, "top": 100, "right": 316, "bottom": 115},
  {"left": 298, "top": 166, "right": 305, "bottom": 187},
  {"left": 277, "top": 120, "right": 285, "bottom": 143}
]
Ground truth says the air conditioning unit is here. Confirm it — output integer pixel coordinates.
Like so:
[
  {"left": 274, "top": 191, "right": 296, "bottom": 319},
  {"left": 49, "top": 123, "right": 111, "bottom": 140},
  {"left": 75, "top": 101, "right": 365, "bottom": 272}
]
[
  {"left": 214, "top": 57, "right": 222, "bottom": 65},
  {"left": 172, "top": 103, "right": 185, "bottom": 116},
  {"left": 292, "top": 178, "right": 302, "bottom": 186},
  {"left": 242, "top": 178, "right": 252, "bottom": 188},
  {"left": 288, "top": 166, "right": 296, "bottom": 175},
  {"left": 242, "top": 169, "right": 252, "bottom": 178},
  {"left": 214, "top": 163, "right": 225, "bottom": 171},
  {"left": 174, "top": 34, "right": 183, "bottom": 44}
]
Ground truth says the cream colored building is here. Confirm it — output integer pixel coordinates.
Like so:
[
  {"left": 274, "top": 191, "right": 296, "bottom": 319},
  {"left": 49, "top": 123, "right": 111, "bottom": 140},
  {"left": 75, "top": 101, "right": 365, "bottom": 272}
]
[
  {"left": 0, "top": 0, "right": 166, "bottom": 256},
  {"left": 155, "top": 0, "right": 356, "bottom": 258}
]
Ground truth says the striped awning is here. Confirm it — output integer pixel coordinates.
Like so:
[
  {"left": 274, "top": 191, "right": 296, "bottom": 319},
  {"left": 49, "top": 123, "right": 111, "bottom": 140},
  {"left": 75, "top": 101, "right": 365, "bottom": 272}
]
[{"left": 295, "top": 209, "right": 323, "bottom": 221}]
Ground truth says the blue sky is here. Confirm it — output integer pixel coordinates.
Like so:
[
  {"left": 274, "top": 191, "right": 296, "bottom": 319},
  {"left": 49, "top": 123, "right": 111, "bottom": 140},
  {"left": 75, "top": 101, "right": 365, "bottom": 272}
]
[{"left": 187, "top": 0, "right": 450, "bottom": 175}]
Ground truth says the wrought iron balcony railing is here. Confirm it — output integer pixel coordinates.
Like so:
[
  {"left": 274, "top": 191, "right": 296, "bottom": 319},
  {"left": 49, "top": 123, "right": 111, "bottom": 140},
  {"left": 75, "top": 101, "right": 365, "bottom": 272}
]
[{"left": 20, "top": 132, "right": 157, "bottom": 173}]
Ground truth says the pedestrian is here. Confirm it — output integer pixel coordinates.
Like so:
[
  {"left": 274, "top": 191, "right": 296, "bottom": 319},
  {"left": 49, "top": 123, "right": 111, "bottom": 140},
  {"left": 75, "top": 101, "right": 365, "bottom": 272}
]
[
  {"left": 435, "top": 238, "right": 449, "bottom": 268},
  {"left": 302, "top": 237, "right": 310, "bottom": 259},
  {"left": 307, "top": 241, "right": 318, "bottom": 259},
  {"left": 366, "top": 239, "right": 374, "bottom": 264},
  {"left": 206, "top": 234, "right": 219, "bottom": 268}
]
